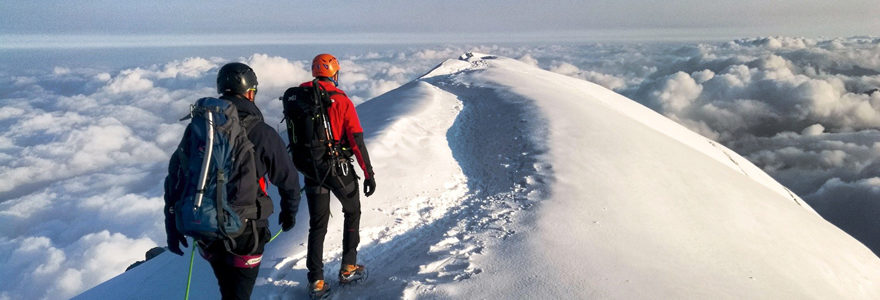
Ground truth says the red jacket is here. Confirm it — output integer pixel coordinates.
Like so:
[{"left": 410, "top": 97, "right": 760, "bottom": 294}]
[{"left": 300, "top": 80, "right": 373, "bottom": 179}]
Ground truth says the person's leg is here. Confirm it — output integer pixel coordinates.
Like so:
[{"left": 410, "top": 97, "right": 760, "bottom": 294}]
[
  {"left": 305, "top": 179, "right": 332, "bottom": 282},
  {"left": 205, "top": 225, "right": 267, "bottom": 300},
  {"left": 209, "top": 257, "right": 260, "bottom": 300},
  {"left": 330, "top": 167, "right": 361, "bottom": 266}
]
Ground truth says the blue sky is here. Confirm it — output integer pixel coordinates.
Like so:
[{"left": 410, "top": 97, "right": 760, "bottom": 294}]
[{"left": 2, "top": 0, "right": 878, "bottom": 42}]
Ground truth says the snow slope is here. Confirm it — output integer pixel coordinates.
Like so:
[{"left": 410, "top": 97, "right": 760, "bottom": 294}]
[{"left": 77, "top": 53, "right": 880, "bottom": 299}]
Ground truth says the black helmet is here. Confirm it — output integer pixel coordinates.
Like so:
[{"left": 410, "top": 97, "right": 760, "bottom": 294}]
[{"left": 216, "top": 62, "right": 258, "bottom": 96}]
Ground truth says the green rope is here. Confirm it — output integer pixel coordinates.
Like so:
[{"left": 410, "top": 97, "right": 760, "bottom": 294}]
[
  {"left": 184, "top": 241, "right": 196, "bottom": 300},
  {"left": 269, "top": 230, "right": 283, "bottom": 243}
]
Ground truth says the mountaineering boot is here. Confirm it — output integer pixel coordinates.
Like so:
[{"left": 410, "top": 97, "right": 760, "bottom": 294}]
[
  {"left": 338, "top": 264, "right": 367, "bottom": 284},
  {"left": 309, "top": 280, "right": 330, "bottom": 300}
]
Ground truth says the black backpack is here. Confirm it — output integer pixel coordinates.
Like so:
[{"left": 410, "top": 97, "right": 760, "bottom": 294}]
[{"left": 280, "top": 80, "right": 345, "bottom": 183}]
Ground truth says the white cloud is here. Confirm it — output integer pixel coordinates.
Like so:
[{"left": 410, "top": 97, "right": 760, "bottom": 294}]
[
  {"left": 621, "top": 37, "right": 880, "bottom": 142},
  {"left": 12, "top": 76, "right": 37, "bottom": 86},
  {"left": 0, "top": 190, "right": 55, "bottom": 219},
  {"left": 691, "top": 69, "right": 715, "bottom": 83},
  {"left": 415, "top": 48, "right": 462, "bottom": 61},
  {"left": 0, "top": 232, "right": 158, "bottom": 300},
  {"left": 735, "top": 36, "right": 813, "bottom": 50},
  {"left": 517, "top": 54, "right": 539, "bottom": 66},
  {"left": 80, "top": 189, "right": 164, "bottom": 221},
  {"left": 651, "top": 71, "right": 702, "bottom": 113},
  {"left": 0, "top": 117, "right": 165, "bottom": 195},
  {"left": 550, "top": 61, "right": 580, "bottom": 75},
  {"left": 53, "top": 67, "right": 71, "bottom": 75},
  {"left": 67, "top": 231, "right": 157, "bottom": 293},
  {"left": 802, "top": 123, "right": 825, "bottom": 136},
  {"left": 0, "top": 107, "right": 25, "bottom": 120},
  {"left": 16, "top": 111, "right": 88, "bottom": 134},
  {"left": 549, "top": 61, "right": 626, "bottom": 90},
  {"left": 103, "top": 68, "right": 154, "bottom": 94},
  {"left": 157, "top": 57, "right": 215, "bottom": 79},
  {"left": 0, "top": 236, "right": 66, "bottom": 299},
  {"left": 155, "top": 123, "right": 187, "bottom": 149},
  {"left": 94, "top": 72, "right": 111, "bottom": 82},
  {"left": 245, "top": 53, "right": 312, "bottom": 93}
]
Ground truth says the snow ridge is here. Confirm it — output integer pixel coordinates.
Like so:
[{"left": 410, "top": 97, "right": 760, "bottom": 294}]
[
  {"left": 77, "top": 52, "right": 880, "bottom": 299},
  {"left": 255, "top": 69, "right": 552, "bottom": 298}
]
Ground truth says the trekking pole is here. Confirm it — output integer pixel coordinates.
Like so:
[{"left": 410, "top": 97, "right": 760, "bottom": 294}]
[{"left": 184, "top": 241, "right": 196, "bottom": 300}]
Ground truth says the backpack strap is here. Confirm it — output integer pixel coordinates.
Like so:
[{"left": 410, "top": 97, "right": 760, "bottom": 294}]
[{"left": 236, "top": 112, "right": 273, "bottom": 221}]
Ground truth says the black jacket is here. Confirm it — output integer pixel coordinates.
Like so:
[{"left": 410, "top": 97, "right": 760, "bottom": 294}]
[{"left": 221, "top": 95, "right": 302, "bottom": 220}]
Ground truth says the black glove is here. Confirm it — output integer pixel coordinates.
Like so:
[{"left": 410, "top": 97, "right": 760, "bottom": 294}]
[
  {"left": 280, "top": 211, "right": 296, "bottom": 232},
  {"left": 166, "top": 230, "right": 189, "bottom": 256},
  {"left": 164, "top": 208, "right": 188, "bottom": 256},
  {"left": 363, "top": 177, "right": 376, "bottom": 197}
]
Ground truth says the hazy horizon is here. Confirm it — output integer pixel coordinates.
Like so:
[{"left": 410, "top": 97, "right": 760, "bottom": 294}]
[{"left": 2, "top": 0, "right": 878, "bottom": 48}]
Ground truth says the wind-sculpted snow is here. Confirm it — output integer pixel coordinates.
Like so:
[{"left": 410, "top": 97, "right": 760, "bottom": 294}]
[
  {"left": 509, "top": 38, "right": 880, "bottom": 255},
  {"left": 420, "top": 53, "right": 880, "bottom": 298}
]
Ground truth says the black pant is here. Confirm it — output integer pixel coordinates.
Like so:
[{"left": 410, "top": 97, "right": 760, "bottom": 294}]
[
  {"left": 204, "top": 223, "right": 270, "bottom": 300},
  {"left": 209, "top": 259, "right": 260, "bottom": 300},
  {"left": 305, "top": 162, "right": 361, "bottom": 282}
]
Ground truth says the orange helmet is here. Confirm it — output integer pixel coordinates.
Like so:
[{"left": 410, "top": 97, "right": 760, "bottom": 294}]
[{"left": 311, "top": 53, "right": 340, "bottom": 79}]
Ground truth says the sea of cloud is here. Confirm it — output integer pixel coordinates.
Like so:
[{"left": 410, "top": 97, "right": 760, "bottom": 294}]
[{"left": 1, "top": 37, "right": 878, "bottom": 299}]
